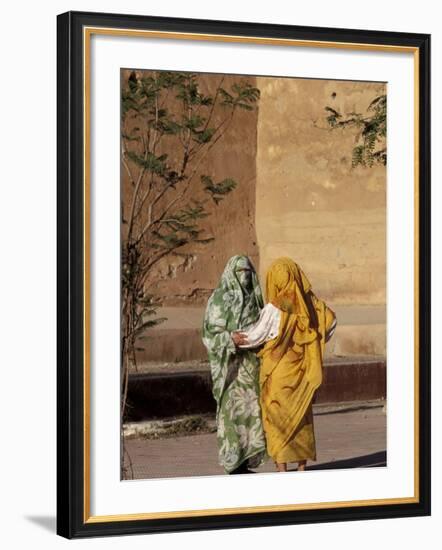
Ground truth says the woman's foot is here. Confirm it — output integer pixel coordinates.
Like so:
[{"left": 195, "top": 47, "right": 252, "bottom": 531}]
[
  {"left": 275, "top": 462, "right": 288, "bottom": 472},
  {"left": 229, "top": 462, "right": 252, "bottom": 475},
  {"left": 297, "top": 460, "right": 307, "bottom": 471}
]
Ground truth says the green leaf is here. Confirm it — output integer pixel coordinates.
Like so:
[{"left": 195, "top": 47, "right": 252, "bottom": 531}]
[
  {"left": 326, "top": 94, "right": 386, "bottom": 168},
  {"left": 202, "top": 175, "right": 237, "bottom": 203},
  {"left": 193, "top": 127, "right": 215, "bottom": 144},
  {"left": 126, "top": 151, "right": 167, "bottom": 176},
  {"left": 160, "top": 119, "right": 182, "bottom": 135},
  {"left": 184, "top": 114, "right": 205, "bottom": 130}
]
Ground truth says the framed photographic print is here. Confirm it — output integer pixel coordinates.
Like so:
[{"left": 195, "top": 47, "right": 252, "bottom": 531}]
[{"left": 57, "top": 10, "right": 431, "bottom": 539}]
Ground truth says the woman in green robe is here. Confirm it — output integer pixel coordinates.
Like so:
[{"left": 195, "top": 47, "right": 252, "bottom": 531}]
[{"left": 202, "top": 255, "right": 267, "bottom": 474}]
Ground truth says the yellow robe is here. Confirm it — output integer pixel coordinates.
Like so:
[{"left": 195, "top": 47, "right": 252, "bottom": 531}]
[{"left": 257, "top": 258, "right": 336, "bottom": 464}]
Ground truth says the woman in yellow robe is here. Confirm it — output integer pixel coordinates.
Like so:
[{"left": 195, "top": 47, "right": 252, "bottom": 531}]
[{"left": 233, "top": 257, "right": 336, "bottom": 472}]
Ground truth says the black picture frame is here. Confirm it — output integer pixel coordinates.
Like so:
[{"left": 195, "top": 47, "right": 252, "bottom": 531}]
[{"left": 57, "top": 10, "right": 431, "bottom": 539}]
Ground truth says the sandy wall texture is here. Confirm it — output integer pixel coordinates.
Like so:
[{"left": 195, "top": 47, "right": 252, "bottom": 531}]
[
  {"left": 121, "top": 70, "right": 259, "bottom": 306},
  {"left": 256, "top": 77, "right": 386, "bottom": 306}
]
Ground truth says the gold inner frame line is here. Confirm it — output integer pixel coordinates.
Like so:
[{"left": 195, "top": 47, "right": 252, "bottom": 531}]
[{"left": 82, "top": 26, "right": 420, "bottom": 524}]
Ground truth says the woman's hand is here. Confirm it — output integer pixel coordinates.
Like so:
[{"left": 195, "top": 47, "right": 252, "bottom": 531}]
[{"left": 231, "top": 331, "right": 249, "bottom": 346}]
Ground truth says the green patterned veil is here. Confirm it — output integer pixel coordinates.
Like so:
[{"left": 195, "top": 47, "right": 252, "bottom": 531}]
[{"left": 202, "top": 255, "right": 263, "bottom": 401}]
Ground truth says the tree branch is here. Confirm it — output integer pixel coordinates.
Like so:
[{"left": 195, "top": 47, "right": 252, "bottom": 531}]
[
  {"left": 127, "top": 134, "right": 149, "bottom": 242},
  {"left": 121, "top": 139, "right": 136, "bottom": 186}
]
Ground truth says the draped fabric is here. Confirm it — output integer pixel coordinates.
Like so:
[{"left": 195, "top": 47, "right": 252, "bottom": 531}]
[
  {"left": 202, "top": 255, "right": 267, "bottom": 473},
  {"left": 258, "top": 257, "right": 336, "bottom": 463},
  {"left": 237, "top": 303, "right": 281, "bottom": 349}
]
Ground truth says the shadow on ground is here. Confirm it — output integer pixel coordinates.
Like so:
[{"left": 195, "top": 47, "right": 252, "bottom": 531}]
[{"left": 301, "top": 450, "right": 387, "bottom": 471}]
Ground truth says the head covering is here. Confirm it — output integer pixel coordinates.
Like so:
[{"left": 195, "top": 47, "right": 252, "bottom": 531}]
[
  {"left": 234, "top": 256, "right": 252, "bottom": 271},
  {"left": 202, "top": 254, "right": 263, "bottom": 401},
  {"left": 266, "top": 257, "right": 312, "bottom": 310},
  {"left": 264, "top": 257, "right": 319, "bottom": 361},
  {"left": 205, "top": 255, "right": 263, "bottom": 334}
]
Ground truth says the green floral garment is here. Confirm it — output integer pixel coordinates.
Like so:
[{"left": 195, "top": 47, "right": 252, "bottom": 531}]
[{"left": 202, "top": 255, "right": 267, "bottom": 473}]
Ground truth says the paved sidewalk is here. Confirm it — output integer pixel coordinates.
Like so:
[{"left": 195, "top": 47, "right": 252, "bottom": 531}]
[{"left": 123, "top": 405, "right": 386, "bottom": 480}]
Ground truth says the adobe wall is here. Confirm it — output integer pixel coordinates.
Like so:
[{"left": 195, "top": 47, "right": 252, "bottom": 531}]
[
  {"left": 255, "top": 77, "right": 386, "bottom": 306},
  {"left": 122, "top": 71, "right": 386, "bottom": 312},
  {"left": 121, "top": 70, "right": 260, "bottom": 306}
]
